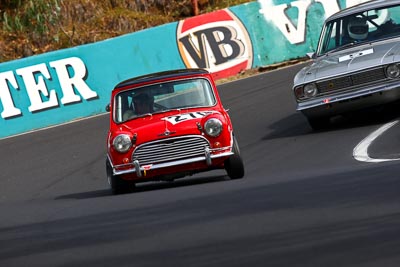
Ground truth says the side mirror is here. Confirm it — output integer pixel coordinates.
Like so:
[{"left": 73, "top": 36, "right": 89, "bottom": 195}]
[
  {"left": 306, "top": 52, "right": 316, "bottom": 59},
  {"left": 105, "top": 104, "right": 111, "bottom": 112}
]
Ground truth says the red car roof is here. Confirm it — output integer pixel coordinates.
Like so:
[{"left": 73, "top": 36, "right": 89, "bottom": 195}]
[{"left": 114, "top": 68, "right": 210, "bottom": 90}]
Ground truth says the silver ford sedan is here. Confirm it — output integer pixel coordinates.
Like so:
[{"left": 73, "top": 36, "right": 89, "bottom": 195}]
[{"left": 293, "top": 0, "right": 400, "bottom": 129}]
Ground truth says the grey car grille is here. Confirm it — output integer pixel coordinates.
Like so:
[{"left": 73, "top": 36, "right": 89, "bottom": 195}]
[
  {"left": 132, "top": 136, "right": 210, "bottom": 165},
  {"left": 317, "top": 67, "right": 387, "bottom": 94}
]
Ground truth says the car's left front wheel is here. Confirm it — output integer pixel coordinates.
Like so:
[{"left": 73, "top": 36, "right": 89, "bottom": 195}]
[{"left": 106, "top": 159, "right": 135, "bottom": 194}]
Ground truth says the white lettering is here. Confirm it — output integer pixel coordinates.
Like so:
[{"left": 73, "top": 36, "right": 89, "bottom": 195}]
[
  {"left": 0, "top": 56, "right": 98, "bottom": 119},
  {"left": 258, "top": 0, "right": 340, "bottom": 44},
  {"left": 163, "top": 111, "right": 213, "bottom": 125},
  {"left": 0, "top": 71, "right": 22, "bottom": 118},
  {"left": 16, "top": 63, "right": 59, "bottom": 112},
  {"left": 49, "top": 57, "right": 97, "bottom": 105}
]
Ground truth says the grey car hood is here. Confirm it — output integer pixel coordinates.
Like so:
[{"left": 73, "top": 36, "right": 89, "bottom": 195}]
[{"left": 294, "top": 38, "right": 400, "bottom": 87}]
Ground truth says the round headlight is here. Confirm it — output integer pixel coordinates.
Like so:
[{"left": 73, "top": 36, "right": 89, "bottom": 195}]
[
  {"left": 113, "top": 134, "right": 132, "bottom": 153},
  {"left": 386, "top": 64, "right": 400, "bottom": 79},
  {"left": 303, "top": 83, "right": 318, "bottom": 98},
  {"left": 204, "top": 118, "right": 222, "bottom": 137}
]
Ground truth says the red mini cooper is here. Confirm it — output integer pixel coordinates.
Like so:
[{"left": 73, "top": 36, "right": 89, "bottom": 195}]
[{"left": 106, "top": 69, "right": 244, "bottom": 194}]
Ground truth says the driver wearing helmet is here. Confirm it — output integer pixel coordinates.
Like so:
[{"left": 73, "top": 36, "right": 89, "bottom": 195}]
[
  {"left": 123, "top": 92, "right": 154, "bottom": 120},
  {"left": 347, "top": 16, "right": 369, "bottom": 41},
  {"left": 133, "top": 92, "right": 154, "bottom": 115}
]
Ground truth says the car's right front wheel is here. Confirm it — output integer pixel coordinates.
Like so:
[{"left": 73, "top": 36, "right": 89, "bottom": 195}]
[{"left": 225, "top": 136, "right": 245, "bottom": 179}]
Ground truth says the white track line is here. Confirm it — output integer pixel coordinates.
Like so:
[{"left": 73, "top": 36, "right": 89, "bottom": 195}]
[{"left": 353, "top": 120, "right": 400, "bottom": 163}]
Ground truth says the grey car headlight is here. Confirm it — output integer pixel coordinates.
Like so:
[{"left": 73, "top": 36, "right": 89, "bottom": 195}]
[
  {"left": 113, "top": 134, "right": 132, "bottom": 153},
  {"left": 204, "top": 118, "right": 222, "bottom": 137},
  {"left": 386, "top": 64, "right": 400, "bottom": 79},
  {"left": 303, "top": 83, "right": 318, "bottom": 98}
]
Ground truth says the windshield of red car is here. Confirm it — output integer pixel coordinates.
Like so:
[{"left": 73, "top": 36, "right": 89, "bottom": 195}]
[{"left": 114, "top": 78, "right": 217, "bottom": 123}]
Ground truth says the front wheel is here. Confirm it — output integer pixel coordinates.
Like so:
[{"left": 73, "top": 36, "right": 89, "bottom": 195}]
[
  {"left": 106, "top": 159, "right": 135, "bottom": 194},
  {"left": 225, "top": 136, "right": 245, "bottom": 179}
]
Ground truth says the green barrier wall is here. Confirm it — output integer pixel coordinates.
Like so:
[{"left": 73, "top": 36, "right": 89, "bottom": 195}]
[{"left": 0, "top": 0, "right": 371, "bottom": 138}]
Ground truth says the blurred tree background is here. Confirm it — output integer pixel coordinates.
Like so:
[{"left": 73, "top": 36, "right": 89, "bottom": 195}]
[{"left": 0, "top": 0, "right": 253, "bottom": 62}]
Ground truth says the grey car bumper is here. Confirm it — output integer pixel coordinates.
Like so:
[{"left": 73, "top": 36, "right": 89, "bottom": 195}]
[{"left": 296, "top": 80, "right": 400, "bottom": 118}]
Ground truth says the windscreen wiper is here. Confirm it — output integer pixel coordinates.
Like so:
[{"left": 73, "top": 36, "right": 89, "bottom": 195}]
[{"left": 325, "top": 42, "right": 357, "bottom": 55}]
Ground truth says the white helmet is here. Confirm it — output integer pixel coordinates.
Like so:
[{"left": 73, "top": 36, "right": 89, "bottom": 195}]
[{"left": 348, "top": 17, "right": 368, "bottom": 40}]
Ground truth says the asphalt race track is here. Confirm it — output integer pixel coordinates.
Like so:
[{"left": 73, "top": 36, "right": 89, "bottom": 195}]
[{"left": 1, "top": 63, "right": 400, "bottom": 267}]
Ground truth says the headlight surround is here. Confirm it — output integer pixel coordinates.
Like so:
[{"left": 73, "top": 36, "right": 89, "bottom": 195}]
[
  {"left": 294, "top": 86, "right": 304, "bottom": 99},
  {"left": 303, "top": 83, "right": 318, "bottom": 98},
  {"left": 386, "top": 64, "right": 400, "bottom": 79},
  {"left": 204, "top": 118, "right": 223, "bottom": 137},
  {"left": 113, "top": 134, "right": 132, "bottom": 153}
]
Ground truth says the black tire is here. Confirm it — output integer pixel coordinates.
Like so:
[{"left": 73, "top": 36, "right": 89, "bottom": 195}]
[
  {"left": 106, "top": 159, "right": 135, "bottom": 194},
  {"left": 225, "top": 136, "right": 245, "bottom": 179},
  {"left": 307, "top": 116, "right": 330, "bottom": 131}
]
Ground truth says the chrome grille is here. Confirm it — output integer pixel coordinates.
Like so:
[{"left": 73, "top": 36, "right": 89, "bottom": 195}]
[
  {"left": 352, "top": 68, "right": 386, "bottom": 85},
  {"left": 317, "top": 67, "right": 387, "bottom": 94},
  {"left": 132, "top": 136, "right": 210, "bottom": 165},
  {"left": 318, "top": 76, "right": 352, "bottom": 93}
]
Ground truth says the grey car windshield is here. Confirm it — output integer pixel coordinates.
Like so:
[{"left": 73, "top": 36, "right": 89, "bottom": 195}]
[
  {"left": 317, "top": 4, "right": 400, "bottom": 56},
  {"left": 114, "top": 78, "right": 217, "bottom": 123}
]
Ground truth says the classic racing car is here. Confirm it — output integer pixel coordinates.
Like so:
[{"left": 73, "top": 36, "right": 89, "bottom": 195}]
[
  {"left": 293, "top": 0, "right": 400, "bottom": 129},
  {"left": 106, "top": 69, "right": 244, "bottom": 194}
]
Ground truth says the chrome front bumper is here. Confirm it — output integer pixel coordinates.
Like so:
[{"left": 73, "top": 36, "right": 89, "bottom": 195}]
[
  {"left": 296, "top": 81, "right": 400, "bottom": 117},
  {"left": 108, "top": 147, "right": 233, "bottom": 177}
]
